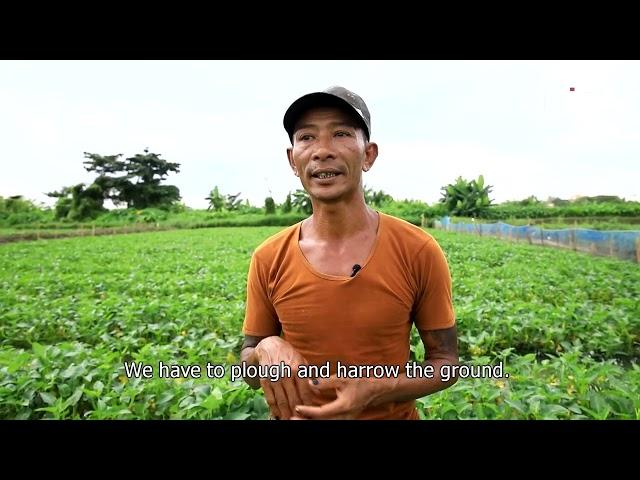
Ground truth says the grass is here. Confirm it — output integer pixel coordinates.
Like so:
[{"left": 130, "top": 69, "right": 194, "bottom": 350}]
[{"left": 1, "top": 227, "right": 638, "bottom": 419}]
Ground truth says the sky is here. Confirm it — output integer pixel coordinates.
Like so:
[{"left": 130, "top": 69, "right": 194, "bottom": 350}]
[{"left": 1, "top": 60, "right": 638, "bottom": 209}]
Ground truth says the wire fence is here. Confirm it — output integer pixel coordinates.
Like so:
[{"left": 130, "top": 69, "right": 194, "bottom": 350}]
[{"left": 434, "top": 216, "right": 640, "bottom": 263}]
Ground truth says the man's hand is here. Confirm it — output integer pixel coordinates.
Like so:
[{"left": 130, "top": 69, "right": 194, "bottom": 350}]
[
  {"left": 252, "top": 336, "right": 318, "bottom": 420},
  {"left": 293, "top": 376, "right": 394, "bottom": 420},
  {"left": 294, "top": 326, "right": 459, "bottom": 419}
]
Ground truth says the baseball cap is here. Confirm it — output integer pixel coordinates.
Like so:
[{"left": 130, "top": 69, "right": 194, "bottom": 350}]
[{"left": 283, "top": 86, "right": 371, "bottom": 143}]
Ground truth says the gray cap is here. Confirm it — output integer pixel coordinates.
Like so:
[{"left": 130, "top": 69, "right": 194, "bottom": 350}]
[{"left": 283, "top": 86, "right": 371, "bottom": 143}]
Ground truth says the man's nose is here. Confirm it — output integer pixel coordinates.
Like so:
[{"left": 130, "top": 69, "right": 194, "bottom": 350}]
[{"left": 311, "top": 136, "right": 336, "bottom": 162}]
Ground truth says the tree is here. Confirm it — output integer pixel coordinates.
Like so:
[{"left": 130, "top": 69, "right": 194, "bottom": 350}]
[
  {"left": 225, "top": 192, "right": 243, "bottom": 211},
  {"left": 364, "top": 185, "right": 394, "bottom": 207},
  {"left": 546, "top": 196, "right": 570, "bottom": 207},
  {"left": 574, "top": 195, "right": 625, "bottom": 204},
  {"left": 205, "top": 186, "right": 225, "bottom": 212},
  {"left": 500, "top": 196, "right": 542, "bottom": 207},
  {"left": 518, "top": 195, "right": 541, "bottom": 206},
  {"left": 205, "top": 187, "right": 243, "bottom": 212},
  {"left": 291, "top": 189, "right": 313, "bottom": 214},
  {"left": 439, "top": 175, "right": 493, "bottom": 217},
  {"left": 265, "top": 196, "right": 276, "bottom": 215},
  {"left": 281, "top": 192, "right": 293, "bottom": 213},
  {"left": 47, "top": 183, "right": 106, "bottom": 220},
  {"left": 364, "top": 186, "right": 375, "bottom": 205},
  {"left": 82, "top": 149, "right": 181, "bottom": 209}
]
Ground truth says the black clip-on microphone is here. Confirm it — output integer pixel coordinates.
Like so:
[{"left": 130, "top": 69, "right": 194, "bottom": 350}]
[{"left": 350, "top": 264, "right": 362, "bottom": 277}]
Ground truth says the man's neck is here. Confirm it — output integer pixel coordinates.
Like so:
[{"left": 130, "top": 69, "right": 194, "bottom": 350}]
[{"left": 304, "top": 198, "right": 378, "bottom": 242}]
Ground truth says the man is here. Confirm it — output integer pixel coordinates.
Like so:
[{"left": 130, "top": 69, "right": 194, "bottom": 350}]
[{"left": 240, "top": 86, "right": 458, "bottom": 419}]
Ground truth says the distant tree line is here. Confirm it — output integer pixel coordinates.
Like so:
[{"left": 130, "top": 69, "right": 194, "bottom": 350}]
[
  {"left": 3, "top": 159, "right": 640, "bottom": 227},
  {"left": 47, "top": 149, "right": 181, "bottom": 220}
]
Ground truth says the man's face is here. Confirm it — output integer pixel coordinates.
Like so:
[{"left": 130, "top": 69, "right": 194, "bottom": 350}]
[{"left": 286, "top": 107, "right": 378, "bottom": 204}]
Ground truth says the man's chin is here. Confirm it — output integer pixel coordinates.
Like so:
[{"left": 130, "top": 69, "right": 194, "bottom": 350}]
[
  {"left": 310, "top": 196, "right": 346, "bottom": 208},
  {"left": 308, "top": 186, "right": 349, "bottom": 204}
]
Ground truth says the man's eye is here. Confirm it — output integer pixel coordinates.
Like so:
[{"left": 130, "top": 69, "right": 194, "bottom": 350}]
[
  {"left": 335, "top": 131, "right": 351, "bottom": 137},
  {"left": 299, "top": 134, "right": 313, "bottom": 141}
]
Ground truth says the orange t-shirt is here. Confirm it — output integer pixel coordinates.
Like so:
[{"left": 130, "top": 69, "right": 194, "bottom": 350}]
[{"left": 242, "top": 212, "right": 455, "bottom": 419}]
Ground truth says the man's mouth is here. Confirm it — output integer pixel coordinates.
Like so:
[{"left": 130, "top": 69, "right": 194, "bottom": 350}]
[{"left": 312, "top": 171, "right": 341, "bottom": 179}]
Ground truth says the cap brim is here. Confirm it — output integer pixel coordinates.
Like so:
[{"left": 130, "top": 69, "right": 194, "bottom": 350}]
[{"left": 283, "top": 92, "right": 369, "bottom": 142}]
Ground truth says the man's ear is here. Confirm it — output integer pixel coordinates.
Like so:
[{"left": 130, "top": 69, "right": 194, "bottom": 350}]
[
  {"left": 362, "top": 141, "right": 379, "bottom": 172},
  {"left": 287, "top": 147, "right": 299, "bottom": 176}
]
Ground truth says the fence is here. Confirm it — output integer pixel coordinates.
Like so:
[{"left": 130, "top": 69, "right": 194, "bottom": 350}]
[
  {"left": 0, "top": 223, "right": 166, "bottom": 244},
  {"left": 434, "top": 216, "right": 640, "bottom": 263}
]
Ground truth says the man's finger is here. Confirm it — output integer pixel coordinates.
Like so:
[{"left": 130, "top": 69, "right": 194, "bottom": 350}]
[
  {"left": 260, "top": 379, "right": 281, "bottom": 420},
  {"left": 295, "top": 377, "right": 318, "bottom": 405},
  {"left": 308, "top": 375, "right": 342, "bottom": 392},
  {"left": 281, "top": 377, "right": 302, "bottom": 414},
  {"left": 295, "top": 398, "right": 350, "bottom": 419},
  {"left": 269, "top": 380, "right": 293, "bottom": 419}
]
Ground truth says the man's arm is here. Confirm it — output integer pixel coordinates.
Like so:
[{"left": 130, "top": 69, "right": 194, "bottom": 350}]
[{"left": 370, "top": 324, "right": 459, "bottom": 406}]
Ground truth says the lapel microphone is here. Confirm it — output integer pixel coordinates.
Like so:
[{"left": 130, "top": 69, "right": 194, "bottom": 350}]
[{"left": 350, "top": 264, "right": 362, "bottom": 277}]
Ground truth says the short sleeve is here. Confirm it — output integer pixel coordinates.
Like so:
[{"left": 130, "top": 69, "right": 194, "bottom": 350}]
[
  {"left": 412, "top": 238, "right": 456, "bottom": 331},
  {"left": 242, "top": 251, "right": 281, "bottom": 337}
]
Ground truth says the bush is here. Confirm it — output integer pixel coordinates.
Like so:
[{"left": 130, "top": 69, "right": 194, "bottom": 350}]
[
  {"left": 281, "top": 193, "right": 292, "bottom": 214},
  {"left": 265, "top": 197, "right": 276, "bottom": 215},
  {"left": 378, "top": 200, "right": 446, "bottom": 222},
  {"left": 439, "top": 175, "right": 493, "bottom": 217},
  {"left": 484, "top": 202, "right": 640, "bottom": 220},
  {"left": 0, "top": 196, "right": 54, "bottom": 226}
]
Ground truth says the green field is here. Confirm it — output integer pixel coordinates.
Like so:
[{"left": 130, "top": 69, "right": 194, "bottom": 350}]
[{"left": 1, "top": 227, "right": 639, "bottom": 419}]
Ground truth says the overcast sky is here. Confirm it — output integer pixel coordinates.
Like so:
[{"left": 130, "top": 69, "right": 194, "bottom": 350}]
[{"left": 1, "top": 60, "right": 638, "bottom": 209}]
